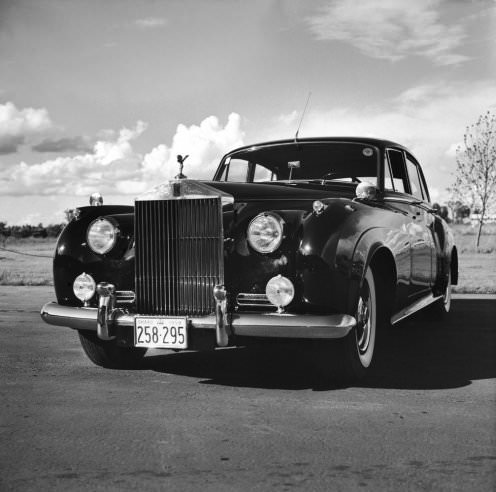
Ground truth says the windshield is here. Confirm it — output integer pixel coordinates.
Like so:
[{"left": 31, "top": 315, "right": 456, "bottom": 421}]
[{"left": 215, "top": 142, "right": 379, "bottom": 185}]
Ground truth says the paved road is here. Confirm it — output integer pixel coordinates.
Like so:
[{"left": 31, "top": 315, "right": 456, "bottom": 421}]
[{"left": 1, "top": 287, "right": 495, "bottom": 491}]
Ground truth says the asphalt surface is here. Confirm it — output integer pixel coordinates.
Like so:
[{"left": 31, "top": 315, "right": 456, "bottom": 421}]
[{"left": 1, "top": 286, "right": 495, "bottom": 491}]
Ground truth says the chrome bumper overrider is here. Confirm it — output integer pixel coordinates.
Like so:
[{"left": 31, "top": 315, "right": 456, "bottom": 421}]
[{"left": 40, "top": 301, "right": 356, "bottom": 343}]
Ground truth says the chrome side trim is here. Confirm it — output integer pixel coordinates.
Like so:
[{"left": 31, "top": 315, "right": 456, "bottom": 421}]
[
  {"left": 236, "top": 293, "right": 272, "bottom": 307},
  {"left": 40, "top": 302, "right": 356, "bottom": 340},
  {"left": 391, "top": 293, "right": 442, "bottom": 325}
]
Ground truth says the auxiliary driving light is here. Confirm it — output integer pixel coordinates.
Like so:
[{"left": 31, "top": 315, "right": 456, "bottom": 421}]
[
  {"left": 265, "top": 275, "right": 294, "bottom": 313},
  {"left": 73, "top": 273, "right": 96, "bottom": 304}
]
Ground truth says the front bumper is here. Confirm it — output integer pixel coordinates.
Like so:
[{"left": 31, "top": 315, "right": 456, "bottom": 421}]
[{"left": 40, "top": 302, "right": 356, "bottom": 343}]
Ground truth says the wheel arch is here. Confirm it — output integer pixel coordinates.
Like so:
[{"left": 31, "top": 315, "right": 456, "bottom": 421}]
[
  {"left": 368, "top": 247, "right": 397, "bottom": 324},
  {"left": 346, "top": 228, "right": 398, "bottom": 316}
]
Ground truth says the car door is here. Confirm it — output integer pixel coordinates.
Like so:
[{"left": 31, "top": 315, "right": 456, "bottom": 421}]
[
  {"left": 404, "top": 153, "right": 436, "bottom": 293},
  {"left": 384, "top": 149, "right": 434, "bottom": 300}
]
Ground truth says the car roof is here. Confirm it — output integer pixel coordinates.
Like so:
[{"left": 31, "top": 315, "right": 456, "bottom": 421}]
[{"left": 225, "top": 137, "right": 411, "bottom": 156}]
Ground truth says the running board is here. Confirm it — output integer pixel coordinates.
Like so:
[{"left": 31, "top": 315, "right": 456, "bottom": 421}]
[{"left": 391, "top": 293, "right": 443, "bottom": 325}]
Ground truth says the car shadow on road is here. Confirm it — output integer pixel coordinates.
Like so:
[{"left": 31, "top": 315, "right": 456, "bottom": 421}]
[{"left": 145, "top": 299, "right": 496, "bottom": 391}]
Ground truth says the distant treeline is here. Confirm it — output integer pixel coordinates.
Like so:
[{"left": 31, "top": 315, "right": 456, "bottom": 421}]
[{"left": 0, "top": 223, "right": 64, "bottom": 238}]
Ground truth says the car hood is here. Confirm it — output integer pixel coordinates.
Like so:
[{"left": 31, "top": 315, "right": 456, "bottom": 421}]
[{"left": 205, "top": 181, "right": 357, "bottom": 202}]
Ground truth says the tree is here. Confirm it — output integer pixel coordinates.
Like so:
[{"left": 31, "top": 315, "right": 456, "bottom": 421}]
[
  {"left": 450, "top": 110, "right": 496, "bottom": 248},
  {"left": 447, "top": 200, "right": 471, "bottom": 224}
]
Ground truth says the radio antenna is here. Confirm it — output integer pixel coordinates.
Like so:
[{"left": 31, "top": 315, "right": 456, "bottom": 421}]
[{"left": 294, "top": 91, "right": 312, "bottom": 143}]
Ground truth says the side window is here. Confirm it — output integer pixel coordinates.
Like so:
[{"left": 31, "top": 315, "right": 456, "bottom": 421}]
[
  {"left": 405, "top": 156, "right": 423, "bottom": 200},
  {"left": 223, "top": 158, "right": 249, "bottom": 182},
  {"left": 253, "top": 164, "right": 273, "bottom": 182},
  {"left": 220, "top": 159, "right": 274, "bottom": 182},
  {"left": 386, "top": 149, "right": 408, "bottom": 193},
  {"left": 383, "top": 155, "right": 394, "bottom": 190},
  {"left": 416, "top": 162, "right": 430, "bottom": 203}
]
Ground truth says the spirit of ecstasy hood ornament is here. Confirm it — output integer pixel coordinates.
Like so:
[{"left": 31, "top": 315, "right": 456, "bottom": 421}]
[{"left": 175, "top": 154, "right": 188, "bottom": 179}]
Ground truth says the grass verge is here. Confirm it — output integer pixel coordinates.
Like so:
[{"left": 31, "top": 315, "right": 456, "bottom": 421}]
[
  {"left": 1, "top": 225, "right": 495, "bottom": 292},
  {"left": 0, "top": 237, "right": 54, "bottom": 286}
]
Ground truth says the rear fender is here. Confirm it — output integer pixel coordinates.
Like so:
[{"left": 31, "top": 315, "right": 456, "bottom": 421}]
[{"left": 432, "top": 216, "right": 458, "bottom": 291}]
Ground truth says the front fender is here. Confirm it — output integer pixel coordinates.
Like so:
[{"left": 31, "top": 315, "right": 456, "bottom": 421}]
[
  {"left": 54, "top": 205, "right": 134, "bottom": 306},
  {"left": 298, "top": 202, "right": 406, "bottom": 316},
  {"left": 297, "top": 200, "right": 358, "bottom": 314},
  {"left": 344, "top": 228, "right": 403, "bottom": 314}
]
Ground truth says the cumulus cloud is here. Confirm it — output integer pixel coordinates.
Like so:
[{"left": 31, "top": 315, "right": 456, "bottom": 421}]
[
  {"left": 307, "top": 0, "right": 469, "bottom": 65},
  {"left": 0, "top": 114, "right": 245, "bottom": 197},
  {"left": 0, "top": 102, "right": 54, "bottom": 154},
  {"left": 142, "top": 113, "right": 245, "bottom": 181},
  {"left": 1, "top": 121, "right": 146, "bottom": 196},
  {"left": 31, "top": 136, "right": 94, "bottom": 153},
  {"left": 93, "top": 120, "right": 147, "bottom": 166}
]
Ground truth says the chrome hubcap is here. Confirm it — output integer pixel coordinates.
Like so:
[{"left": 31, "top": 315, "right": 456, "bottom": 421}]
[
  {"left": 443, "top": 271, "right": 452, "bottom": 309},
  {"left": 356, "top": 288, "right": 371, "bottom": 354}
]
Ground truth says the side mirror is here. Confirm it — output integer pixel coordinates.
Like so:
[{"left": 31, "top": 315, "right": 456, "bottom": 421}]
[{"left": 355, "top": 182, "right": 378, "bottom": 200}]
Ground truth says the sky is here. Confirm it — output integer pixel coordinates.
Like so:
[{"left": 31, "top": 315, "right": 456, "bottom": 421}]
[{"left": 1, "top": 0, "right": 495, "bottom": 225}]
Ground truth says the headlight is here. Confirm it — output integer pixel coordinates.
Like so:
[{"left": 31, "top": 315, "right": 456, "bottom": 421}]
[
  {"left": 73, "top": 273, "right": 96, "bottom": 303},
  {"left": 87, "top": 218, "right": 118, "bottom": 254},
  {"left": 247, "top": 213, "right": 284, "bottom": 253}
]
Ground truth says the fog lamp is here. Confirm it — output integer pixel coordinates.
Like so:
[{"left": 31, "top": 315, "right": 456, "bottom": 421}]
[
  {"left": 265, "top": 275, "right": 294, "bottom": 313},
  {"left": 73, "top": 273, "right": 96, "bottom": 304}
]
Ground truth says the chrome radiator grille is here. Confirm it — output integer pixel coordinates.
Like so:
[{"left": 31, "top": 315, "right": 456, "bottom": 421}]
[{"left": 135, "top": 197, "right": 223, "bottom": 316}]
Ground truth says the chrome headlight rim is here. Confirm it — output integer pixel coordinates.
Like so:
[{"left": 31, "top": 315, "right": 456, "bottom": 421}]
[
  {"left": 247, "top": 212, "right": 284, "bottom": 254},
  {"left": 86, "top": 217, "right": 119, "bottom": 255}
]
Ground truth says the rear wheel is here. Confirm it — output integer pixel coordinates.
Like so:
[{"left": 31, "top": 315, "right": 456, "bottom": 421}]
[
  {"left": 318, "top": 266, "right": 378, "bottom": 384},
  {"left": 428, "top": 269, "right": 452, "bottom": 319},
  {"left": 78, "top": 330, "right": 147, "bottom": 369}
]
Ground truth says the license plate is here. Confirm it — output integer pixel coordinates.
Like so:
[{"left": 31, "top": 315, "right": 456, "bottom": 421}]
[{"left": 134, "top": 317, "right": 188, "bottom": 349}]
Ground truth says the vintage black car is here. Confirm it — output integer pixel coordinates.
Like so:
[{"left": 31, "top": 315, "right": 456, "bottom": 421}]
[{"left": 41, "top": 137, "right": 457, "bottom": 382}]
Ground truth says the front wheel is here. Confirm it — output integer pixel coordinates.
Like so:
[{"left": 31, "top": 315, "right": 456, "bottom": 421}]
[
  {"left": 318, "top": 266, "right": 378, "bottom": 384},
  {"left": 78, "top": 330, "right": 147, "bottom": 369}
]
